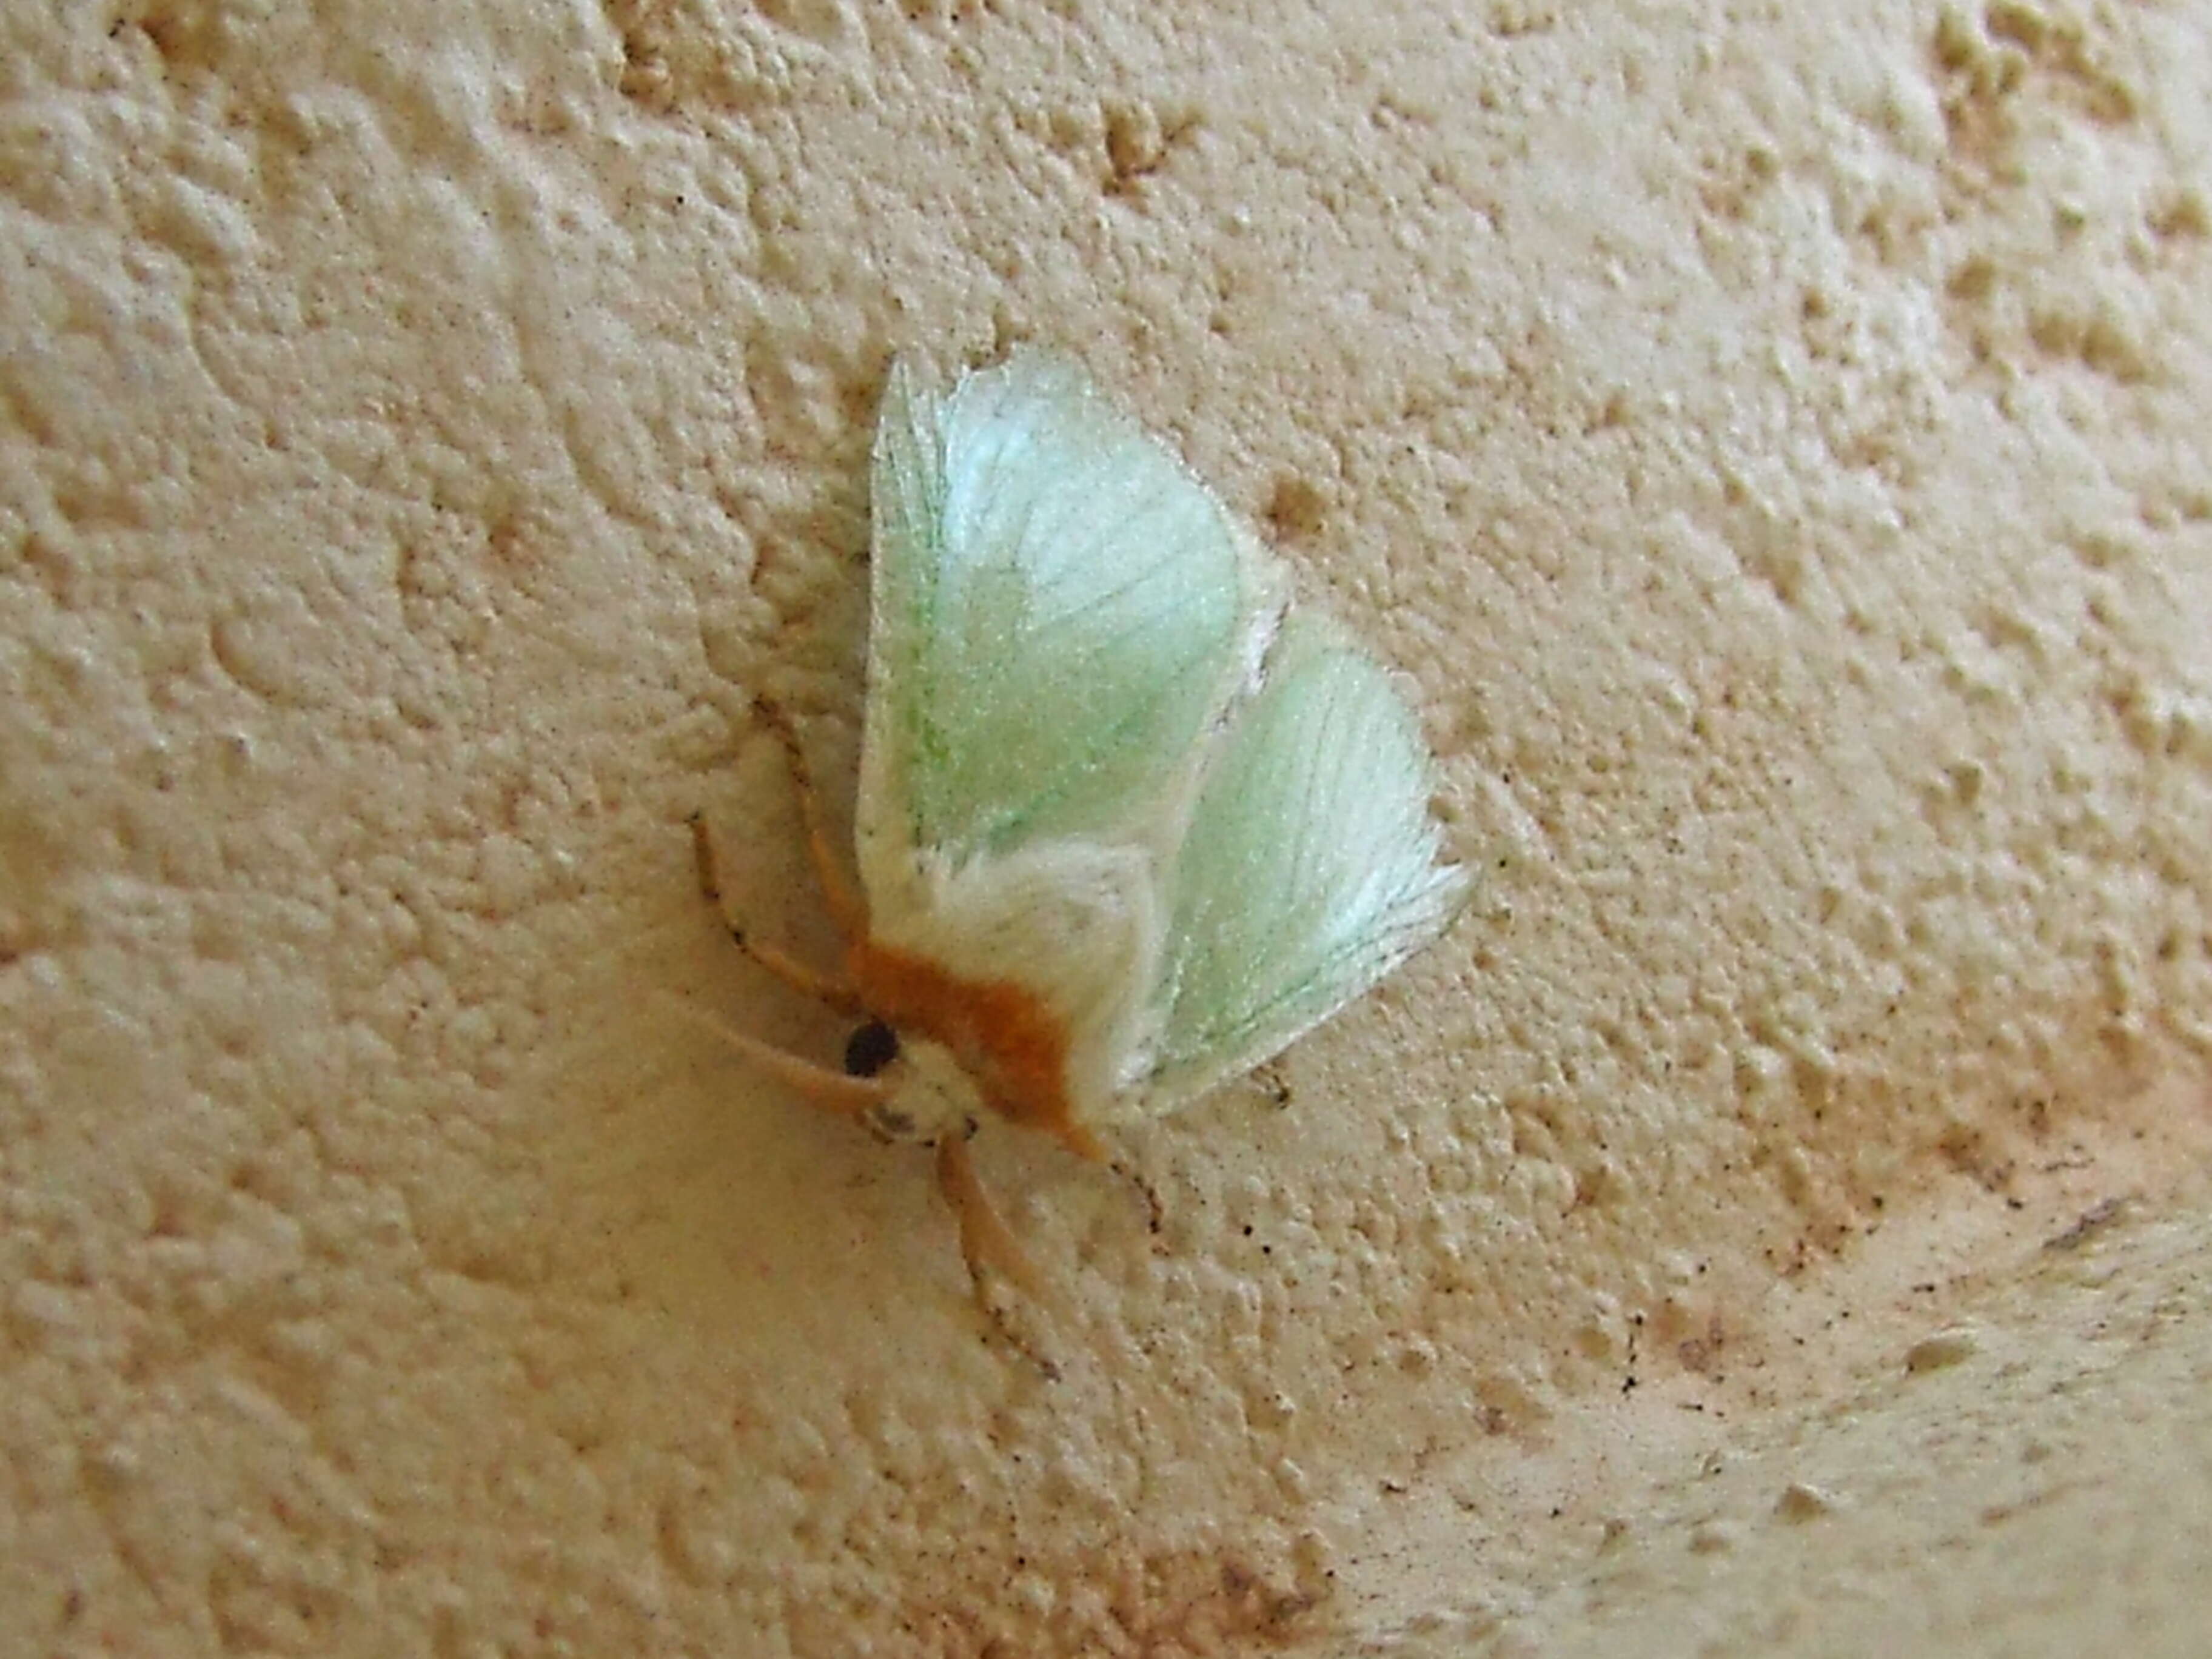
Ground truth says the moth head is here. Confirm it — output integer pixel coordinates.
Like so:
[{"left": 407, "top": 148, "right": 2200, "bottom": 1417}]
[{"left": 842, "top": 1017, "right": 982, "bottom": 1146}]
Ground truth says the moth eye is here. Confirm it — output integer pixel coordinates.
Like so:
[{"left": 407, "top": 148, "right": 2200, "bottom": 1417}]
[{"left": 843, "top": 1019, "right": 900, "bottom": 1078}]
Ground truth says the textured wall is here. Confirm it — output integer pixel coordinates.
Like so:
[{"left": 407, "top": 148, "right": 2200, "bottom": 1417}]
[{"left": 3, "top": 1, "right": 2208, "bottom": 1654}]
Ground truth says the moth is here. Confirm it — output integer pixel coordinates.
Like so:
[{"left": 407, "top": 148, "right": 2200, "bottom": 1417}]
[{"left": 694, "top": 349, "right": 1467, "bottom": 1313}]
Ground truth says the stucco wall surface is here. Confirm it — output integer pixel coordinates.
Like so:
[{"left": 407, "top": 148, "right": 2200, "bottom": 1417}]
[
  {"left": 1337, "top": 1145, "right": 2212, "bottom": 1659},
  {"left": 2, "top": 1, "right": 2208, "bottom": 1655}
]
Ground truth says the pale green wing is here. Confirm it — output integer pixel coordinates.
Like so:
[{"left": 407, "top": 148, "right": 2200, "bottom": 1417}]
[
  {"left": 862, "top": 352, "right": 1280, "bottom": 880},
  {"left": 1143, "top": 613, "right": 1467, "bottom": 1108}
]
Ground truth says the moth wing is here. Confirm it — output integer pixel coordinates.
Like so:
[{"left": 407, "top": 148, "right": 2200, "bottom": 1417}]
[
  {"left": 857, "top": 351, "right": 1284, "bottom": 923},
  {"left": 1136, "top": 613, "right": 1468, "bottom": 1113}
]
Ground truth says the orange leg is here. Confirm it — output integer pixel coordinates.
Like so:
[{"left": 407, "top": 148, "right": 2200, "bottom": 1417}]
[
  {"left": 934, "top": 1133, "right": 1048, "bottom": 1301},
  {"left": 750, "top": 696, "right": 869, "bottom": 949},
  {"left": 690, "top": 813, "right": 868, "bottom": 1016},
  {"left": 933, "top": 1134, "right": 1077, "bottom": 1379}
]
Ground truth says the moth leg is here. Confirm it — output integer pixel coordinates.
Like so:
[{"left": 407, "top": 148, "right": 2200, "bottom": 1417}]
[
  {"left": 935, "top": 1131, "right": 1069, "bottom": 1376},
  {"left": 1251, "top": 1059, "right": 1293, "bottom": 1108},
  {"left": 663, "top": 995, "right": 891, "bottom": 1120},
  {"left": 690, "top": 813, "right": 868, "bottom": 1016},
  {"left": 751, "top": 696, "right": 870, "bottom": 950},
  {"left": 935, "top": 1131, "right": 1048, "bottom": 1299},
  {"left": 1110, "top": 1158, "right": 1168, "bottom": 1239}
]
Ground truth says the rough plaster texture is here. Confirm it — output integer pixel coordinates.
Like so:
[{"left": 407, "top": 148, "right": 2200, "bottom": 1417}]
[
  {"left": 2, "top": 0, "right": 2208, "bottom": 1654},
  {"left": 1341, "top": 1142, "right": 2212, "bottom": 1659}
]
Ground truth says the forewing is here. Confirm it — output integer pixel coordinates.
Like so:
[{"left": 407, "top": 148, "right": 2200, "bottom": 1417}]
[
  {"left": 860, "top": 352, "right": 1279, "bottom": 895},
  {"left": 1145, "top": 614, "right": 1467, "bottom": 1109}
]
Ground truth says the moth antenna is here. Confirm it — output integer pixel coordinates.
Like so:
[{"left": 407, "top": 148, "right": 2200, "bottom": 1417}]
[
  {"left": 689, "top": 814, "right": 867, "bottom": 1014},
  {"left": 934, "top": 1131, "right": 1067, "bottom": 1377},
  {"left": 751, "top": 696, "right": 870, "bottom": 948},
  {"left": 658, "top": 993, "right": 891, "bottom": 1119}
]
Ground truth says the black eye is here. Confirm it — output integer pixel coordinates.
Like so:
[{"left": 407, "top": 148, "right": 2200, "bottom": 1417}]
[{"left": 843, "top": 1019, "right": 900, "bottom": 1078}]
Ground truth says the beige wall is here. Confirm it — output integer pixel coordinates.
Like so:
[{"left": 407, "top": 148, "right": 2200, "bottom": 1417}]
[{"left": 3, "top": 1, "right": 2208, "bottom": 1653}]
